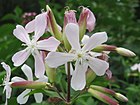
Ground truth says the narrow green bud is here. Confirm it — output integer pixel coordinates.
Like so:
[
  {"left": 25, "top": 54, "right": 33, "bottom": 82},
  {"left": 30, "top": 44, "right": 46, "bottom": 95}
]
[
  {"left": 78, "top": 8, "right": 88, "bottom": 40},
  {"left": 63, "top": 32, "right": 71, "bottom": 51},
  {"left": 90, "top": 85, "right": 116, "bottom": 95},
  {"left": 45, "top": 63, "right": 56, "bottom": 83},
  {"left": 11, "top": 81, "right": 50, "bottom": 89},
  {"left": 88, "top": 88, "right": 119, "bottom": 105},
  {"left": 115, "top": 93, "right": 128, "bottom": 102},
  {"left": 116, "top": 47, "right": 136, "bottom": 57},
  {"left": 86, "top": 68, "right": 96, "bottom": 86},
  {"left": 46, "top": 5, "right": 62, "bottom": 41}
]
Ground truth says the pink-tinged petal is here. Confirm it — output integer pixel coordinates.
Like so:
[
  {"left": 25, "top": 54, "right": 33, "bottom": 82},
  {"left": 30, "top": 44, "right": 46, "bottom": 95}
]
[
  {"left": 87, "top": 56, "right": 109, "bottom": 76},
  {"left": 34, "top": 13, "right": 47, "bottom": 41},
  {"left": 17, "top": 89, "right": 31, "bottom": 104},
  {"left": 81, "top": 35, "right": 90, "bottom": 45},
  {"left": 34, "top": 93, "right": 43, "bottom": 103},
  {"left": 6, "top": 85, "right": 12, "bottom": 99},
  {"left": 82, "top": 32, "right": 108, "bottom": 51},
  {"left": 106, "top": 69, "right": 112, "bottom": 79},
  {"left": 13, "top": 25, "right": 30, "bottom": 44},
  {"left": 37, "top": 37, "right": 60, "bottom": 51},
  {"left": 32, "top": 50, "right": 45, "bottom": 78},
  {"left": 65, "top": 23, "right": 81, "bottom": 50},
  {"left": 71, "top": 61, "right": 88, "bottom": 90},
  {"left": 11, "top": 76, "right": 26, "bottom": 82},
  {"left": 86, "top": 8, "right": 96, "bottom": 32},
  {"left": 21, "top": 64, "right": 33, "bottom": 81},
  {"left": 1, "top": 62, "right": 11, "bottom": 81},
  {"left": 12, "top": 48, "right": 31, "bottom": 66},
  {"left": 64, "top": 10, "right": 77, "bottom": 28},
  {"left": 45, "top": 52, "right": 75, "bottom": 68},
  {"left": 37, "top": 76, "right": 48, "bottom": 82},
  {"left": 65, "top": 63, "right": 73, "bottom": 75},
  {"left": 25, "top": 19, "right": 35, "bottom": 33}
]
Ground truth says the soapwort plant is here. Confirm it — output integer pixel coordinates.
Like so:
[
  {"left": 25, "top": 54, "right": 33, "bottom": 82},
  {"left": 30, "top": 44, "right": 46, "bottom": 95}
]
[{"left": 0, "top": 5, "right": 136, "bottom": 105}]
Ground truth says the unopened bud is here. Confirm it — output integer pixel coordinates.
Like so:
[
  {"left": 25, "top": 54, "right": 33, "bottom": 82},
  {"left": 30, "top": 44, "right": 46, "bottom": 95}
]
[
  {"left": 115, "top": 93, "right": 128, "bottom": 102},
  {"left": 93, "top": 45, "right": 117, "bottom": 52},
  {"left": 63, "top": 10, "right": 77, "bottom": 51},
  {"left": 64, "top": 10, "right": 77, "bottom": 29},
  {"left": 11, "top": 81, "right": 50, "bottom": 89},
  {"left": 88, "top": 88, "right": 119, "bottom": 105},
  {"left": 86, "top": 68, "right": 96, "bottom": 86},
  {"left": 45, "top": 63, "right": 56, "bottom": 83},
  {"left": 90, "top": 85, "right": 115, "bottom": 95},
  {"left": 116, "top": 47, "right": 136, "bottom": 57},
  {"left": 78, "top": 7, "right": 96, "bottom": 40},
  {"left": 46, "top": 5, "right": 62, "bottom": 41}
]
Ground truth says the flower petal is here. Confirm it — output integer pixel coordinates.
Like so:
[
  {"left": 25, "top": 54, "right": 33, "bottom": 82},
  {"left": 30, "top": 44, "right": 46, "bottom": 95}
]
[
  {"left": 1, "top": 62, "right": 11, "bottom": 81},
  {"left": 45, "top": 52, "right": 75, "bottom": 68},
  {"left": 17, "top": 89, "right": 31, "bottom": 104},
  {"left": 34, "top": 93, "right": 43, "bottom": 103},
  {"left": 21, "top": 64, "right": 33, "bottom": 81},
  {"left": 37, "top": 76, "right": 48, "bottom": 82},
  {"left": 82, "top": 32, "right": 108, "bottom": 51},
  {"left": 106, "top": 69, "right": 112, "bottom": 79},
  {"left": 65, "top": 23, "right": 80, "bottom": 50},
  {"left": 13, "top": 25, "right": 30, "bottom": 44},
  {"left": 71, "top": 61, "right": 88, "bottom": 90},
  {"left": 81, "top": 35, "right": 90, "bottom": 45},
  {"left": 87, "top": 56, "right": 109, "bottom": 76},
  {"left": 11, "top": 76, "right": 26, "bottom": 82},
  {"left": 131, "top": 64, "right": 138, "bottom": 71},
  {"left": 34, "top": 13, "right": 47, "bottom": 41},
  {"left": 37, "top": 37, "right": 60, "bottom": 51},
  {"left": 12, "top": 48, "right": 31, "bottom": 66},
  {"left": 32, "top": 50, "right": 45, "bottom": 78},
  {"left": 86, "top": 8, "right": 96, "bottom": 32},
  {"left": 6, "top": 85, "right": 12, "bottom": 99},
  {"left": 25, "top": 19, "right": 35, "bottom": 33}
]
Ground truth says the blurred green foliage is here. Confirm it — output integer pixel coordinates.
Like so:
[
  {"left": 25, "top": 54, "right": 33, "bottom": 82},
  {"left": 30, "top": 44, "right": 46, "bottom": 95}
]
[{"left": 0, "top": 0, "right": 140, "bottom": 105}]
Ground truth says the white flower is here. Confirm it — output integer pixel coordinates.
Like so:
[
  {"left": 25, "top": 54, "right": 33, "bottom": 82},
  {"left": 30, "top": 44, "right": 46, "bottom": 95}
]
[
  {"left": 46, "top": 23, "right": 109, "bottom": 90},
  {"left": 11, "top": 64, "right": 48, "bottom": 104},
  {"left": 1, "top": 62, "right": 12, "bottom": 105},
  {"left": 12, "top": 13, "right": 60, "bottom": 78},
  {"left": 131, "top": 63, "right": 140, "bottom": 72}
]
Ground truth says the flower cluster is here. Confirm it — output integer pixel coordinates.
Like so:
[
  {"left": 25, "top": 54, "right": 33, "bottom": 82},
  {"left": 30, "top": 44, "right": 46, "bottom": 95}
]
[{"left": 1, "top": 5, "right": 135, "bottom": 105}]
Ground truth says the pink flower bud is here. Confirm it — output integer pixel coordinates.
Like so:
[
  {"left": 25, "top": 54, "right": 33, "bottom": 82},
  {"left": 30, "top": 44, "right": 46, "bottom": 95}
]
[
  {"left": 11, "top": 81, "right": 50, "bottom": 89},
  {"left": 64, "top": 10, "right": 77, "bottom": 29},
  {"left": 88, "top": 88, "right": 119, "bottom": 105},
  {"left": 78, "top": 7, "right": 96, "bottom": 40},
  {"left": 90, "top": 85, "right": 116, "bottom": 95},
  {"left": 93, "top": 45, "right": 117, "bottom": 52}
]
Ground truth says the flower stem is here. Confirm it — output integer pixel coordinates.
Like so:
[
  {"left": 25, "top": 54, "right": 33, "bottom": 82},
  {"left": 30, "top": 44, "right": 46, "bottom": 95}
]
[{"left": 67, "top": 62, "right": 71, "bottom": 103}]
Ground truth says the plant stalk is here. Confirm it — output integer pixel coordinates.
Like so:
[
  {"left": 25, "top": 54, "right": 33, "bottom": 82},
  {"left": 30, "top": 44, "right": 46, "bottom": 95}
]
[{"left": 67, "top": 62, "right": 71, "bottom": 104}]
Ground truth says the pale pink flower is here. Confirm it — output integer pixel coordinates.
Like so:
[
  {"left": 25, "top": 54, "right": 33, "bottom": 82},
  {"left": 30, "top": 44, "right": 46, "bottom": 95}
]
[
  {"left": 11, "top": 64, "right": 48, "bottom": 104},
  {"left": 1, "top": 62, "right": 12, "bottom": 105},
  {"left": 12, "top": 13, "right": 60, "bottom": 78},
  {"left": 46, "top": 23, "right": 109, "bottom": 90}
]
